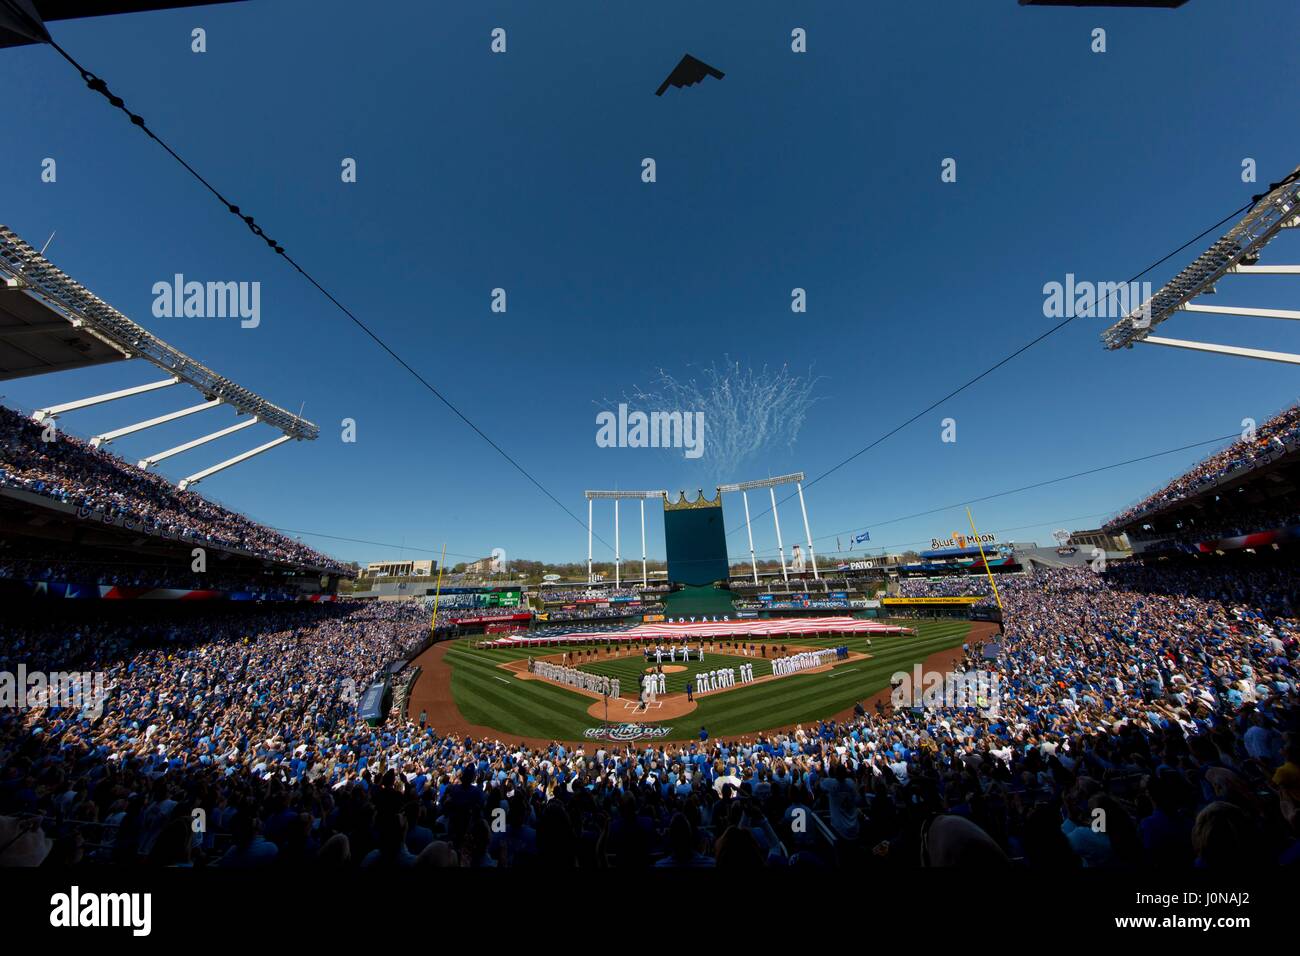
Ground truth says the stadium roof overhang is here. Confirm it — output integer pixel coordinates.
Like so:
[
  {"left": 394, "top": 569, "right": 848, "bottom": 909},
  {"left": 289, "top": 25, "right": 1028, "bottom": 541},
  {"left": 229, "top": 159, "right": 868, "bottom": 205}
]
[
  {"left": 1108, "top": 444, "right": 1300, "bottom": 533},
  {"left": 0, "top": 1, "right": 246, "bottom": 49},
  {"left": 0, "top": 275, "right": 130, "bottom": 378}
]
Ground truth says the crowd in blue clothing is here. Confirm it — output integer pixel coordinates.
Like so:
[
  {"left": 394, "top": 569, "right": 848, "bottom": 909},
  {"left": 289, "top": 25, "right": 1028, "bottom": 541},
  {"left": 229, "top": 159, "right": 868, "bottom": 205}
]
[
  {"left": 1107, "top": 402, "right": 1300, "bottom": 529},
  {"left": 0, "top": 405, "right": 348, "bottom": 573},
  {"left": 898, "top": 577, "right": 994, "bottom": 598},
  {"left": 1, "top": 554, "right": 1298, "bottom": 867}
]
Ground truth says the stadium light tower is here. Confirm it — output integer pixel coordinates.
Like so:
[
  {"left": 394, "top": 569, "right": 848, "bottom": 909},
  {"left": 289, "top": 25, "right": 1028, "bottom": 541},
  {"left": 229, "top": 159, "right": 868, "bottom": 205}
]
[
  {"left": 718, "top": 472, "right": 816, "bottom": 583},
  {"left": 1101, "top": 168, "right": 1300, "bottom": 365},
  {"left": 584, "top": 490, "right": 666, "bottom": 586}
]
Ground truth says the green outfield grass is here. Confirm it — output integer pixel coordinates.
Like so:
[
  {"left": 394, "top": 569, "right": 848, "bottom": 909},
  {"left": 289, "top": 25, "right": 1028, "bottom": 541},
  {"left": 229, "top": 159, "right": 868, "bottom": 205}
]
[{"left": 443, "top": 619, "right": 972, "bottom": 740}]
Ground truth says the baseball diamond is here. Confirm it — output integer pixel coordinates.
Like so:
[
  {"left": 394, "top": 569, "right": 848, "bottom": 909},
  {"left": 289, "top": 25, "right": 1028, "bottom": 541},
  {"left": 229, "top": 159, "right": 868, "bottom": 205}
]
[{"left": 408, "top": 620, "right": 975, "bottom": 741}]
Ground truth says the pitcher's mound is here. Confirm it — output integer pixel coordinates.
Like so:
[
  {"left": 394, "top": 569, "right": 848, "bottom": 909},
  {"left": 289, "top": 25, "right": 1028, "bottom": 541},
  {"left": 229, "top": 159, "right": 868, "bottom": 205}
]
[{"left": 645, "top": 665, "right": 687, "bottom": 674}]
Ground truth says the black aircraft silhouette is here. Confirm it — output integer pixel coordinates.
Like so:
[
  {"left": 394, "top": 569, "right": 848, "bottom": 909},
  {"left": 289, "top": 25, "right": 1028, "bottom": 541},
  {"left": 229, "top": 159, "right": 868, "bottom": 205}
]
[{"left": 655, "top": 53, "right": 724, "bottom": 96}]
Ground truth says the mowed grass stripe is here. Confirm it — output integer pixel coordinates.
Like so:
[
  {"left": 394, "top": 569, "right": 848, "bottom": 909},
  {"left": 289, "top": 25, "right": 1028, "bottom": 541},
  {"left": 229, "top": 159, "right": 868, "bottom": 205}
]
[
  {"left": 451, "top": 665, "right": 590, "bottom": 739},
  {"left": 692, "top": 632, "right": 969, "bottom": 734},
  {"left": 445, "top": 645, "right": 589, "bottom": 736},
  {"left": 440, "top": 620, "right": 972, "bottom": 739}
]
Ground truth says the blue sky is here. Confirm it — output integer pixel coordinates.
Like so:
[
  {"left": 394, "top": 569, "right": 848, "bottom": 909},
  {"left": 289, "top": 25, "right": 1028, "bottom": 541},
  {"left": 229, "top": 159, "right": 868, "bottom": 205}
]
[{"left": 2, "top": 0, "right": 1298, "bottom": 569}]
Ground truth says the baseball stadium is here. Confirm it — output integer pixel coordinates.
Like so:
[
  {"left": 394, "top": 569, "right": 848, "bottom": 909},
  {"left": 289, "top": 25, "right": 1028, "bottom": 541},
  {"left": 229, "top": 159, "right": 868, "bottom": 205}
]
[{"left": 0, "top": 2, "right": 1296, "bottom": 933}]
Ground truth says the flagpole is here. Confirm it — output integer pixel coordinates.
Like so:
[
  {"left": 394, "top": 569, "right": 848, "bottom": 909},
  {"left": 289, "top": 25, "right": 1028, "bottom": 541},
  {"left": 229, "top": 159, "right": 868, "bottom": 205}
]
[{"left": 965, "top": 508, "right": 1002, "bottom": 611}]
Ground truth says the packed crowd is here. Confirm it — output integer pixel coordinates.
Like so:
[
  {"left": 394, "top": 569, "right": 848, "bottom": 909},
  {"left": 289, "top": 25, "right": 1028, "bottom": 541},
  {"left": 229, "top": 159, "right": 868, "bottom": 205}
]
[
  {"left": 0, "top": 406, "right": 348, "bottom": 573},
  {"left": 0, "top": 551, "right": 309, "bottom": 596},
  {"left": 1107, "top": 403, "right": 1300, "bottom": 529},
  {"left": 0, "top": 600, "right": 434, "bottom": 865},
  {"left": 423, "top": 594, "right": 482, "bottom": 610},
  {"left": 897, "top": 576, "right": 994, "bottom": 598},
  {"left": 2, "top": 555, "right": 1297, "bottom": 868},
  {"left": 540, "top": 587, "right": 644, "bottom": 603},
  {"left": 544, "top": 604, "right": 663, "bottom": 623},
  {"left": 745, "top": 598, "right": 856, "bottom": 611},
  {"left": 527, "top": 621, "right": 642, "bottom": 640}
]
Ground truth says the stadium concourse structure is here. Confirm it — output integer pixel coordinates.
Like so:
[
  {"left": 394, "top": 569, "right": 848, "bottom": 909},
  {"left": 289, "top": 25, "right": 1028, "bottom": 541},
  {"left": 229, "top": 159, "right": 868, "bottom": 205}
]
[
  {"left": 1104, "top": 402, "right": 1300, "bottom": 557},
  {"left": 0, "top": 224, "right": 346, "bottom": 600}
]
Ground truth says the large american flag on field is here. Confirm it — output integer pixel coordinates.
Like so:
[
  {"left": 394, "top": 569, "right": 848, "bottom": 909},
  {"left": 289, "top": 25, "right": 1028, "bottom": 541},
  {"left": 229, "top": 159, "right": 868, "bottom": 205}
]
[{"left": 483, "top": 616, "right": 914, "bottom": 647}]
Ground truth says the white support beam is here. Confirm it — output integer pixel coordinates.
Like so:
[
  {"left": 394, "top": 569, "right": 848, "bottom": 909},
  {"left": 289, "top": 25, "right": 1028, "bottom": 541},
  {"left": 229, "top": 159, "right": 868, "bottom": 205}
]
[
  {"left": 1179, "top": 303, "right": 1300, "bottom": 321},
  {"left": 1227, "top": 264, "right": 1300, "bottom": 275},
  {"left": 178, "top": 434, "right": 292, "bottom": 490},
  {"left": 614, "top": 498, "right": 621, "bottom": 588},
  {"left": 91, "top": 399, "right": 222, "bottom": 448},
  {"left": 796, "top": 480, "right": 819, "bottom": 580},
  {"left": 770, "top": 486, "right": 788, "bottom": 583},
  {"left": 640, "top": 498, "right": 647, "bottom": 588},
  {"left": 587, "top": 498, "right": 594, "bottom": 584},
  {"left": 742, "top": 490, "right": 758, "bottom": 584},
  {"left": 31, "top": 376, "right": 179, "bottom": 423},
  {"left": 139, "top": 417, "right": 259, "bottom": 469},
  {"left": 1138, "top": 336, "right": 1300, "bottom": 366}
]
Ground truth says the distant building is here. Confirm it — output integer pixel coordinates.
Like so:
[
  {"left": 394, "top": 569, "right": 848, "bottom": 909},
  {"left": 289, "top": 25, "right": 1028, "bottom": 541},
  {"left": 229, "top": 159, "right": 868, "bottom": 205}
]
[{"left": 365, "top": 559, "right": 437, "bottom": 577}]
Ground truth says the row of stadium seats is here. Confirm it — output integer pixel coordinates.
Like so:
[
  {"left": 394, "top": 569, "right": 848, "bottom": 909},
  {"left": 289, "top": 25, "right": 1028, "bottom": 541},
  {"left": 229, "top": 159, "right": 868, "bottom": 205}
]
[
  {"left": 1107, "top": 402, "right": 1300, "bottom": 530},
  {"left": 0, "top": 405, "right": 348, "bottom": 574}
]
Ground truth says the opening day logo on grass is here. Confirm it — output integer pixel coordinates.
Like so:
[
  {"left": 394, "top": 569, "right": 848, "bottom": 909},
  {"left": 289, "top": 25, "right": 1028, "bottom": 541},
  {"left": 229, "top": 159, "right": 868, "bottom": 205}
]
[{"left": 584, "top": 723, "right": 674, "bottom": 741}]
